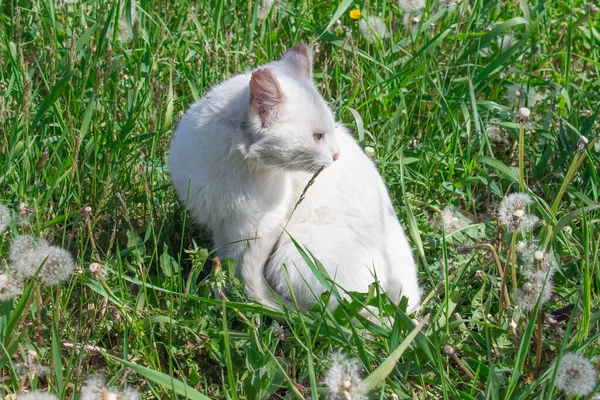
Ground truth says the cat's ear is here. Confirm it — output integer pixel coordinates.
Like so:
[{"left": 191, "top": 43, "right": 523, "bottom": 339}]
[
  {"left": 281, "top": 43, "right": 313, "bottom": 80},
  {"left": 249, "top": 67, "right": 284, "bottom": 127}
]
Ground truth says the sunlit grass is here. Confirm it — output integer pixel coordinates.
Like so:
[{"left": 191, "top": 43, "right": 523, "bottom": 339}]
[{"left": 0, "top": 0, "right": 599, "bottom": 398}]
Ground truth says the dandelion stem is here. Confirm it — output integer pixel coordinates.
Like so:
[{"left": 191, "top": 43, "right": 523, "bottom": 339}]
[
  {"left": 510, "top": 234, "right": 518, "bottom": 290},
  {"left": 471, "top": 244, "right": 511, "bottom": 314},
  {"left": 518, "top": 120, "right": 525, "bottom": 191},
  {"left": 535, "top": 312, "right": 543, "bottom": 378},
  {"left": 53, "top": 285, "right": 61, "bottom": 328},
  {"left": 36, "top": 286, "right": 45, "bottom": 347}
]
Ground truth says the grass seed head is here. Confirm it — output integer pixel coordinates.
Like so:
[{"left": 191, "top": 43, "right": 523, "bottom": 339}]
[{"left": 551, "top": 353, "right": 598, "bottom": 396}]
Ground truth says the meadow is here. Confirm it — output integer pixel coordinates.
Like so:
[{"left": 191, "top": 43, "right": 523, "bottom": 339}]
[{"left": 1, "top": 0, "right": 599, "bottom": 398}]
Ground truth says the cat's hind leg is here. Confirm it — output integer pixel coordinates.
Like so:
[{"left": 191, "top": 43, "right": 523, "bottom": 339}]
[{"left": 265, "top": 224, "right": 388, "bottom": 311}]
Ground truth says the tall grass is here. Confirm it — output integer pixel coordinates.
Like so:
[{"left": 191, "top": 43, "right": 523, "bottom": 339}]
[{"left": 0, "top": 0, "right": 599, "bottom": 398}]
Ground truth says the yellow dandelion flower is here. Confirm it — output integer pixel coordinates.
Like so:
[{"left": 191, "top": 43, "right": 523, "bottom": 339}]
[{"left": 349, "top": 9, "right": 361, "bottom": 20}]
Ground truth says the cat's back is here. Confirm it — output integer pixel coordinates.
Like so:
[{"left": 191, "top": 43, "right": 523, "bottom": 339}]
[
  {"left": 172, "top": 73, "right": 251, "bottom": 146},
  {"left": 168, "top": 75, "right": 250, "bottom": 177}
]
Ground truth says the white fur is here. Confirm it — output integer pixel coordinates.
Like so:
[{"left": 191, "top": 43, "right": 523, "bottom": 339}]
[{"left": 168, "top": 44, "right": 421, "bottom": 313}]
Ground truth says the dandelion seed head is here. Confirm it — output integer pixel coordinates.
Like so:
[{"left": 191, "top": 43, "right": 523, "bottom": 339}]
[
  {"left": 17, "top": 392, "right": 58, "bottom": 400},
  {"left": 9, "top": 235, "right": 74, "bottom": 285},
  {"left": 55, "top": 0, "right": 78, "bottom": 8},
  {"left": 39, "top": 246, "right": 75, "bottom": 285},
  {"left": 324, "top": 353, "right": 366, "bottom": 400},
  {"left": 9, "top": 235, "right": 51, "bottom": 277},
  {"left": 359, "top": 16, "right": 389, "bottom": 43},
  {"left": 516, "top": 270, "right": 554, "bottom": 311},
  {"left": 121, "top": 387, "right": 141, "bottom": 400},
  {"left": 441, "top": 206, "right": 472, "bottom": 234},
  {"left": 497, "top": 193, "right": 534, "bottom": 232},
  {"left": 440, "top": 0, "right": 459, "bottom": 12},
  {"left": 516, "top": 241, "right": 558, "bottom": 276},
  {"left": 0, "top": 203, "right": 11, "bottom": 234},
  {"left": 363, "top": 146, "right": 375, "bottom": 159},
  {"left": 486, "top": 120, "right": 510, "bottom": 145},
  {"left": 80, "top": 374, "right": 140, "bottom": 400},
  {"left": 398, "top": 0, "right": 425, "bottom": 14},
  {"left": 551, "top": 353, "right": 598, "bottom": 396},
  {"left": 403, "top": 12, "right": 423, "bottom": 29},
  {"left": 0, "top": 273, "right": 23, "bottom": 302},
  {"left": 497, "top": 34, "right": 516, "bottom": 51},
  {"left": 519, "top": 107, "right": 531, "bottom": 119},
  {"left": 577, "top": 135, "right": 589, "bottom": 152},
  {"left": 506, "top": 83, "right": 539, "bottom": 107},
  {"left": 80, "top": 375, "right": 108, "bottom": 400},
  {"left": 258, "top": 0, "right": 276, "bottom": 19}
]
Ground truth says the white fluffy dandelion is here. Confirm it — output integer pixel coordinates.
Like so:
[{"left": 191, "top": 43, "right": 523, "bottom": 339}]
[
  {"left": 515, "top": 270, "right": 554, "bottom": 311},
  {"left": 398, "top": 0, "right": 426, "bottom": 14},
  {"left": 439, "top": 0, "right": 459, "bottom": 12},
  {"left": 108, "top": 0, "right": 137, "bottom": 42},
  {"left": 9, "top": 235, "right": 51, "bottom": 277},
  {"left": 80, "top": 375, "right": 140, "bottom": 400},
  {"left": 516, "top": 241, "right": 558, "bottom": 276},
  {"left": 518, "top": 107, "right": 531, "bottom": 120},
  {"left": 0, "top": 273, "right": 23, "bottom": 302},
  {"left": 551, "top": 353, "right": 598, "bottom": 397},
  {"left": 38, "top": 246, "right": 75, "bottom": 286},
  {"left": 9, "top": 235, "right": 75, "bottom": 285},
  {"left": 497, "top": 34, "right": 516, "bottom": 51},
  {"left": 258, "top": 0, "right": 276, "bottom": 19},
  {"left": 506, "top": 83, "right": 540, "bottom": 107},
  {"left": 441, "top": 206, "right": 472, "bottom": 234},
  {"left": 0, "top": 203, "right": 11, "bottom": 234},
  {"left": 324, "top": 353, "right": 366, "bottom": 400},
  {"left": 55, "top": 0, "right": 78, "bottom": 8},
  {"left": 486, "top": 120, "right": 510, "bottom": 145},
  {"left": 17, "top": 392, "right": 58, "bottom": 400},
  {"left": 359, "top": 16, "right": 389, "bottom": 43},
  {"left": 497, "top": 193, "right": 536, "bottom": 232}
]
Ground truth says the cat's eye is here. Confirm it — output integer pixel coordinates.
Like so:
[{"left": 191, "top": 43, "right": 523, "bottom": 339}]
[{"left": 313, "top": 132, "right": 324, "bottom": 142}]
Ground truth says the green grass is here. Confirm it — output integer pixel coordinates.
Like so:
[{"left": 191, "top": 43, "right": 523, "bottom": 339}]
[{"left": 1, "top": 0, "right": 599, "bottom": 398}]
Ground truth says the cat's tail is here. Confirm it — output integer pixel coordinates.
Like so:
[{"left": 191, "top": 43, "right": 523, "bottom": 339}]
[{"left": 238, "top": 230, "right": 289, "bottom": 311}]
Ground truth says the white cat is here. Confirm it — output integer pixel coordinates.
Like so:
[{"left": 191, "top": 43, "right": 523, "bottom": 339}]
[{"left": 168, "top": 43, "right": 420, "bottom": 313}]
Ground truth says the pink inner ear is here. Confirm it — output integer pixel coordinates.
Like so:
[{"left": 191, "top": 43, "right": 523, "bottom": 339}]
[
  {"left": 282, "top": 43, "right": 313, "bottom": 80},
  {"left": 249, "top": 68, "right": 284, "bottom": 127}
]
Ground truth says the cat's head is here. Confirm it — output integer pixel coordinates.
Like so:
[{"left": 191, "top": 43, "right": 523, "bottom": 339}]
[{"left": 241, "top": 43, "right": 340, "bottom": 172}]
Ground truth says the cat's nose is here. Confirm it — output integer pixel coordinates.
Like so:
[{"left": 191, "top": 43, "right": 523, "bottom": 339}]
[{"left": 332, "top": 153, "right": 339, "bottom": 161}]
